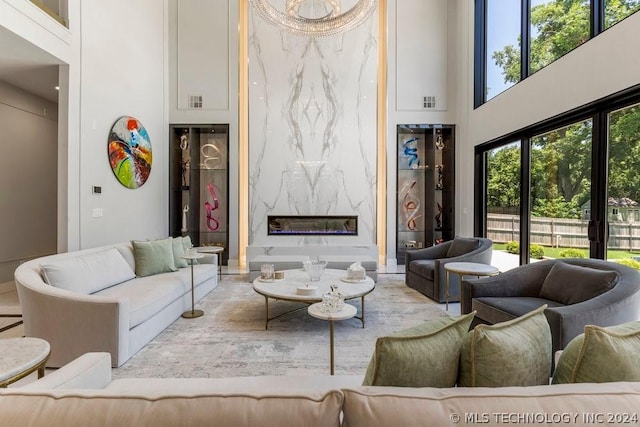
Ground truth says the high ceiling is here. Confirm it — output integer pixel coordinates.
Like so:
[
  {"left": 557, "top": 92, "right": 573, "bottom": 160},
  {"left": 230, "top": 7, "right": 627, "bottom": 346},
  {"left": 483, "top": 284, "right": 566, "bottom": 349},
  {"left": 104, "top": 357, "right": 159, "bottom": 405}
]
[{"left": 0, "top": 25, "right": 60, "bottom": 103}]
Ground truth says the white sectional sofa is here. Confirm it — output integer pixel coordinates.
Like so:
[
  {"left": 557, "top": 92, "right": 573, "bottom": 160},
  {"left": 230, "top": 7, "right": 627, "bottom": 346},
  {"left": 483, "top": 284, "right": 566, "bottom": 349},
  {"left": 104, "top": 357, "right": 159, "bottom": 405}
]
[
  {"left": 2, "top": 352, "right": 640, "bottom": 427},
  {"left": 14, "top": 240, "right": 218, "bottom": 368}
]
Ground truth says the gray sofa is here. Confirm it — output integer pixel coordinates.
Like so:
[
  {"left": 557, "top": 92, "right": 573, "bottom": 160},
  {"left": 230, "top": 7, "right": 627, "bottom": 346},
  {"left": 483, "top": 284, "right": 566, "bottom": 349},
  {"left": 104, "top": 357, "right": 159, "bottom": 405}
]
[
  {"left": 14, "top": 241, "right": 218, "bottom": 368},
  {"left": 461, "top": 258, "right": 640, "bottom": 356},
  {"left": 405, "top": 237, "right": 493, "bottom": 303},
  {"left": 3, "top": 352, "right": 640, "bottom": 426}
]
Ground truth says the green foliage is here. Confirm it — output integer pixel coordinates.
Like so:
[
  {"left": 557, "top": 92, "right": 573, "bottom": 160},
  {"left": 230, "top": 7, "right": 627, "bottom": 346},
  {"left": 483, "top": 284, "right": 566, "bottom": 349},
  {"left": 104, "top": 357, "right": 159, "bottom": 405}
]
[
  {"left": 530, "top": 244, "right": 545, "bottom": 259},
  {"left": 504, "top": 241, "right": 544, "bottom": 259},
  {"left": 506, "top": 241, "right": 520, "bottom": 254},
  {"left": 488, "top": 1, "right": 640, "bottom": 216},
  {"left": 558, "top": 248, "right": 586, "bottom": 258},
  {"left": 486, "top": 145, "right": 521, "bottom": 210},
  {"left": 616, "top": 258, "right": 640, "bottom": 270}
]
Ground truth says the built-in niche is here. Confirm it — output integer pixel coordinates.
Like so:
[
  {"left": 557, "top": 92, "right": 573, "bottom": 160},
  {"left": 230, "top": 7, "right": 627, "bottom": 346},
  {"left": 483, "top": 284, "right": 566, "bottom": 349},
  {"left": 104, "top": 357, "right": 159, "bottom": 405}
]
[{"left": 396, "top": 124, "right": 455, "bottom": 264}]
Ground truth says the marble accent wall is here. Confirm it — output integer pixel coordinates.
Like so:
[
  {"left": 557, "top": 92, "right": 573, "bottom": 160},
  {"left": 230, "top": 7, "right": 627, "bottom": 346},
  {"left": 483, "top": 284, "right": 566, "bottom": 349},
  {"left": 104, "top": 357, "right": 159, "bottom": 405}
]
[{"left": 248, "top": 4, "right": 378, "bottom": 247}]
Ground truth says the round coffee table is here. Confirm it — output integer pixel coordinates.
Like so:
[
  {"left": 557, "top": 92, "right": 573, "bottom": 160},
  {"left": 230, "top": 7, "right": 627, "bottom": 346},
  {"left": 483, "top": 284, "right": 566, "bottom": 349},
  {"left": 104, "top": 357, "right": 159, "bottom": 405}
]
[
  {"left": 444, "top": 262, "right": 500, "bottom": 311},
  {"left": 0, "top": 337, "right": 50, "bottom": 387},
  {"left": 252, "top": 268, "right": 375, "bottom": 329},
  {"left": 308, "top": 303, "right": 357, "bottom": 375}
]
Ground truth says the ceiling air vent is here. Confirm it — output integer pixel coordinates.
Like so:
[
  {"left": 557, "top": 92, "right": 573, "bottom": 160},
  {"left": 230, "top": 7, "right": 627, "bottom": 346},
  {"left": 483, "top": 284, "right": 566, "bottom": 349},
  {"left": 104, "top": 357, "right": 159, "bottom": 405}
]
[
  {"left": 423, "top": 96, "right": 436, "bottom": 109},
  {"left": 188, "top": 95, "right": 203, "bottom": 109}
]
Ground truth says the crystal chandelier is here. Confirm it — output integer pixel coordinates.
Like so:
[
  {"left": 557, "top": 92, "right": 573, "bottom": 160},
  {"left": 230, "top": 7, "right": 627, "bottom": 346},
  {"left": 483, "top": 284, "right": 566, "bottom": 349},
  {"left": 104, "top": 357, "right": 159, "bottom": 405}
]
[{"left": 249, "top": 0, "right": 376, "bottom": 37}]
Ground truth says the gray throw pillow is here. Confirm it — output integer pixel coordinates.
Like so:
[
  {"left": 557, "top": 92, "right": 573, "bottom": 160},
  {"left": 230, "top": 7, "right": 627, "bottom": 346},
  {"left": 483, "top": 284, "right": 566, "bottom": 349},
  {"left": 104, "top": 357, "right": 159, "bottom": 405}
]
[
  {"left": 362, "top": 312, "right": 475, "bottom": 387},
  {"left": 459, "top": 305, "right": 552, "bottom": 387},
  {"left": 132, "top": 237, "right": 178, "bottom": 277},
  {"left": 446, "top": 238, "right": 478, "bottom": 258},
  {"left": 539, "top": 262, "right": 617, "bottom": 305},
  {"left": 552, "top": 321, "right": 640, "bottom": 384}
]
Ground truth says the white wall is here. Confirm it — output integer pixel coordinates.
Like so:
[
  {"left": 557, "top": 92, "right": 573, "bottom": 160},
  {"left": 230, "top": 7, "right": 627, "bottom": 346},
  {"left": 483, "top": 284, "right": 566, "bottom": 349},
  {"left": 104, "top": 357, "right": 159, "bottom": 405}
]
[
  {"left": 0, "top": 82, "right": 58, "bottom": 282},
  {"left": 78, "top": 0, "right": 169, "bottom": 248},
  {"left": 454, "top": 4, "right": 640, "bottom": 239}
]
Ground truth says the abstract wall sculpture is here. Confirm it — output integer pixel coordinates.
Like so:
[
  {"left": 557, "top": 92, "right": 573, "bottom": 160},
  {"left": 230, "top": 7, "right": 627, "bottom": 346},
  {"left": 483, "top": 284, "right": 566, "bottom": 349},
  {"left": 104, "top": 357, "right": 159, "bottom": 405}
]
[
  {"left": 205, "top": 183, "right": 220, "bottom": 231},
  {"left": 399, "top": 180, "right": 422, "bottom": 231},
  {"left": 403, "top": 137, "right": 420, "bottom": 169},
  {"left": 108, "top": 116, "right": 152, "bottom": 189}
]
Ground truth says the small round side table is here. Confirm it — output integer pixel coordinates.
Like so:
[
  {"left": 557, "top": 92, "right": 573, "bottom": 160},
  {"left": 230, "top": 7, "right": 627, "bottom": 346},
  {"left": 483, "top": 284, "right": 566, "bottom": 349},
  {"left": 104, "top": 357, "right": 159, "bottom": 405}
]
[
  {"left": 308, "top": 303, "right": 357, "bottom": 375},
  {"left": 196, "top": 246, "right": 224, "bottom": 279},
  {"left": 0, "top": 337, "right": 50, "bottom": 387},
  {"left": 444, "top": 262, "right": 500, "bottom": 311},
  {"left": 181, "top": 253, "right": 205, "bottom": 319}
]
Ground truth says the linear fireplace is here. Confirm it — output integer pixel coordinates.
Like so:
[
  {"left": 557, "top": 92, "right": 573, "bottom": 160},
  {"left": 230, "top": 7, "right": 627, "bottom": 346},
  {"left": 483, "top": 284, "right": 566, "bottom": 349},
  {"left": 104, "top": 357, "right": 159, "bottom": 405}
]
[{"left": 268, "top": 215, "right": 358, "bottom": 236}]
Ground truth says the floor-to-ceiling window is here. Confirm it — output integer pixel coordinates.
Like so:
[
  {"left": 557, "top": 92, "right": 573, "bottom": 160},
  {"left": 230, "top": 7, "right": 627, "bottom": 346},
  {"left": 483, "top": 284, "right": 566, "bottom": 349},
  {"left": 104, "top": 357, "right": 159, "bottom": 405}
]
[
  {"left": 530, "top": 121, "right": 592, "bottom": 260},
  {"left": 484, "top": 142, "right": 522, "bottom": 269},
  {"left": 475, "top": 87, "right": 640, "bottom": 267},
  {"left": 606, "top": 102, "right": 640, "bottom": 261}
]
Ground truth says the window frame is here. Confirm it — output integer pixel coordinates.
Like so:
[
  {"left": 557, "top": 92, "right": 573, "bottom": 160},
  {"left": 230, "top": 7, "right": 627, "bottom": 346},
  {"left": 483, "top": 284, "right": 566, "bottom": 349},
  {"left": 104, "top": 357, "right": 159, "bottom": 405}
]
[
  {"left": 474, "top": 83, "right": 640, "bottom": 264},
  {"left": 474, "top": 0, "right": 639, "bottom": 108}
]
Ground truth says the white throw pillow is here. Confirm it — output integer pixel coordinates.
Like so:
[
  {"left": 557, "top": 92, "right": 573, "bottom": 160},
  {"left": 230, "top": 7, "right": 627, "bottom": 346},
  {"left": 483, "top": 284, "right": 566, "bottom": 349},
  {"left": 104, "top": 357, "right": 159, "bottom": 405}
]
[{"left": 41, "top": 248, "right": 136, "bottom": 294}]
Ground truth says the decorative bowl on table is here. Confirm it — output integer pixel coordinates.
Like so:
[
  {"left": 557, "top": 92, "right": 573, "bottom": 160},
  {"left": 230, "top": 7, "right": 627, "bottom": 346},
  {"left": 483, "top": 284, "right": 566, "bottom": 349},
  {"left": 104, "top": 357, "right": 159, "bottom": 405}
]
[{"left": 302, "top": 259, "right": 327, "bottom": 282}]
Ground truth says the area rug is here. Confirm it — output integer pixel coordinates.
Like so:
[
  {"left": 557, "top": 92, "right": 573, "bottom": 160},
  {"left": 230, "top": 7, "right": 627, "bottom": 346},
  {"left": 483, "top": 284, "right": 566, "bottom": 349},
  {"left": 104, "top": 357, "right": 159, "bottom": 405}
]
[
  {"left": 113, "top": 274, "right": 447, "bottom": 379},
  {"left": 0, "top": 316, "right": 22, "bottom": 334}
]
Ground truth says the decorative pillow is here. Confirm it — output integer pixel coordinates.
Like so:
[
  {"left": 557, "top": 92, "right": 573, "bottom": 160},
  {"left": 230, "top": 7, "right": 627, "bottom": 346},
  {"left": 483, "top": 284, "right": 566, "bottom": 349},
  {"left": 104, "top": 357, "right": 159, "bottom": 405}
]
[
  {"left": 459, "top": 305, "right": 551, "bottom": 387},
  {"left": 182, "top": 236, "right": 194, "bottom": 251},
  {"left": 41, "top": 248, "right": 135, "bottom": 294},
  {"left": 552, "top": 321, "right": 640, "bottom": 384},
  {"left": 446, "top": 237, "right": 478, "bottom": 258},
  {"left": 132, "top": 237, "right": 177, "bottom": 277},
  {"left": 539, "top": 262, "right": 617, "bottom": 305},
  {"left": 362, "top": 312, "right": 475, "bottom": 387},
  {"left": 172, "top": 237, "right": 188, "bottom": 268}
]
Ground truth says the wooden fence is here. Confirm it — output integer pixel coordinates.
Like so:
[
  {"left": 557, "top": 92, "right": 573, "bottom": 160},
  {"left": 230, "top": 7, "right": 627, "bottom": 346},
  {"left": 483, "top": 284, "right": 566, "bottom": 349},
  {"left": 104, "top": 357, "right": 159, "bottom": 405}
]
[{"left": 487, "top": 213, "right": 640, "bottom": 251}]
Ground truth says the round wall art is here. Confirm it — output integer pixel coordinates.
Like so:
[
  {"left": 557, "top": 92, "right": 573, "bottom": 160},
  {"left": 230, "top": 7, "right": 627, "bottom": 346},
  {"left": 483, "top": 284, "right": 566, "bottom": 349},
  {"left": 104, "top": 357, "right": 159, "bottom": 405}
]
[{"left": 108, "top": 116, "right": 152, "bottom": 189}]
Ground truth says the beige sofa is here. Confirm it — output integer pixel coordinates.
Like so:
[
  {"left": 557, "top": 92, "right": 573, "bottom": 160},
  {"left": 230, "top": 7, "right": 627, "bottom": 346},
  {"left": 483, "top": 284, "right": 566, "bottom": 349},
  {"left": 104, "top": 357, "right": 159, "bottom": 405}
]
[
  {"left": 2, "top": 352, "right": 640, "bottom": 426},
  {"left": 14, "top": 242, "right": 218, "bottom": 368}
]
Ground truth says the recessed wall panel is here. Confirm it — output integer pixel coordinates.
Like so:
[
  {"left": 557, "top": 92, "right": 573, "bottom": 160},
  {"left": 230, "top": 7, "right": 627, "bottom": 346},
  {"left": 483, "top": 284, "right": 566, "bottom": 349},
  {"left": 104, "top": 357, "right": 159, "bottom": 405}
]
[
  {"left": 396, "top": 0, "right": 448, "bottom": 111},
  {"left": 177, "top": 0, "right": 229, "bottom": 110}
]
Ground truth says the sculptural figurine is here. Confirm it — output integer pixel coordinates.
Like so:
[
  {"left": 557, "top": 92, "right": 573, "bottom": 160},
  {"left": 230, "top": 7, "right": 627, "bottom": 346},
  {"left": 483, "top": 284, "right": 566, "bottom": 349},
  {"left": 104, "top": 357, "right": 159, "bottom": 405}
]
[
  {"left": 435, "top": 164, "right": 443, "bottom": 190},
  {"left": 435, "top": 202, "right": 443, "bottom": 230},
  {"left": 180, "top": 158, "right": 190, "bottom": 187},
  {"left": 181, "top": 205, "right": 189, "bottom": 233}
]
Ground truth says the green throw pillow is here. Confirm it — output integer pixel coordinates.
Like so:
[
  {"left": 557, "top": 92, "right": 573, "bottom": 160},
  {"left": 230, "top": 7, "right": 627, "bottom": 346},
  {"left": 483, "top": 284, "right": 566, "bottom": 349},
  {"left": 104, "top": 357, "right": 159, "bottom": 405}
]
[
  {"left": 459, "top": 305, "right": 551, "bottom": 387},
  {"left": 172, "top": 237, "right": 188, "bottom": 268},
  {"left": 552, "top": 321, "right": 640, "bottom": 384},
  {"left": 182, "top": 236, "right": 194, "bottom": 251},
  {"left": 362, "top": 312, "right": 475, "bottom": 387},
  {"left": 132, "top": 237, "right": 177, "bottom": 277}
]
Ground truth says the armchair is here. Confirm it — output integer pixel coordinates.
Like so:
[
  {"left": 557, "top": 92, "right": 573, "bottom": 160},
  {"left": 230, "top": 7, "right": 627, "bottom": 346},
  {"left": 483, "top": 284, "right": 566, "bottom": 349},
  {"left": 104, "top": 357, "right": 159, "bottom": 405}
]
[
  {"left": 405, "top": 237, "right": 493, "bottom": 303},
  {"left": 461, "top": 258, "right": 640, "bottom": 356}
]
